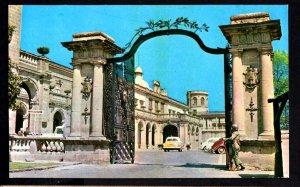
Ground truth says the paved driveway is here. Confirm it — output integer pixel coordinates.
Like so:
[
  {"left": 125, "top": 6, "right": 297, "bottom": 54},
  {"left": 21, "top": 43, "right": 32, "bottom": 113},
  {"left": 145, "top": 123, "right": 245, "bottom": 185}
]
[{"left": 10, "top": 150, "right": 273, "bottom": 178}]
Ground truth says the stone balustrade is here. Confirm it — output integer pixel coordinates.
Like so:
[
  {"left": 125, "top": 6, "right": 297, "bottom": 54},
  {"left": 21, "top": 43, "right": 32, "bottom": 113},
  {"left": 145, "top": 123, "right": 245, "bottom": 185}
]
[
  {"left": 19, "top": 50, "right": 39, "bottom": 66},
  {"left": 135, "top": 109, "right": 204, "bottom": 125},
  {"left": 9, "top": 136, "right": 65, "bottom": 154},
  {"left": 9, "top": 137, "right": 32, "bottom": 152}
]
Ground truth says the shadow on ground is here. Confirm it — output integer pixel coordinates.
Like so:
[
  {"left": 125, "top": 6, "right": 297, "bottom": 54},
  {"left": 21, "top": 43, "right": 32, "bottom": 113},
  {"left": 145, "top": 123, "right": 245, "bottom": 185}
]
[
  {"left": 175, "top": 163, "right": 228, "bottom": 171},
  {"left": 239, "top": 174, "right": 274, "bottom": 178}
]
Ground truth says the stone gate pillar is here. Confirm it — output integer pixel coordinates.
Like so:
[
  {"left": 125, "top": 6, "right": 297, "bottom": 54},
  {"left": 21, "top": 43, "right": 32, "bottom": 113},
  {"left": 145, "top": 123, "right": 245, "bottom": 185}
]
[
  {"left": 62, "top": 32, "right": 123, "bottom": 139},
  {"left": 220, "top": 12, "right": 281, "bottom": 142}
]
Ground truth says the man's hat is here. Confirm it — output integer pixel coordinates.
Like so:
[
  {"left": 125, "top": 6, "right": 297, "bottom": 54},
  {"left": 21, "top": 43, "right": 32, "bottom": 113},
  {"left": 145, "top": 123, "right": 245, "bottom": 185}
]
[{"left": 231, "top": 124, "right": 238, "bottom": 131}]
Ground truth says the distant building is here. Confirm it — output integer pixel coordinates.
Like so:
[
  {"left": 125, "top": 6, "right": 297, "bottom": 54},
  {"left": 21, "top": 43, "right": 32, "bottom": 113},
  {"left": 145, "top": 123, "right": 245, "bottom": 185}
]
[
  {"left": 9, "top": 6, "right": 225, "bottom": 150},
  {"left": 134, "top": 66, "right": 225, "bottom": 150}
]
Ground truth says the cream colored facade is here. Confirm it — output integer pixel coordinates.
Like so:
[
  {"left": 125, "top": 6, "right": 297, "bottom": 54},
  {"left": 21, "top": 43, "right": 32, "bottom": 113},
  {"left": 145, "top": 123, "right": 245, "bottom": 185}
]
[
  {"left": 134, "top": 66, "right": 225, "bottom": 150},
  {"left": 9, "top": 5, "right": 225, "bottom": 151},
  {"left": 9, "top": 50, "right": 73, "bottom": 136}
]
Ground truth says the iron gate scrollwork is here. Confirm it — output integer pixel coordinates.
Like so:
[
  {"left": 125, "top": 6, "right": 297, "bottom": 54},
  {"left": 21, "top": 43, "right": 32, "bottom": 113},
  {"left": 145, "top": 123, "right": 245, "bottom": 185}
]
[
  {"left": 104, "top": 28, "right": 233, "bottom": 165},
  {"left": 104, "top": 57, "right": 135, "bottom": 164}
]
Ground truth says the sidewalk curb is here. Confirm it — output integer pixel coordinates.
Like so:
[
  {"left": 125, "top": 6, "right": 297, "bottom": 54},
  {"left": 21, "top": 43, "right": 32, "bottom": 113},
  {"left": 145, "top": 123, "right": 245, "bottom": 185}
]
[{"left": 9, "top": 162, "right": 82, "bottom": 173}]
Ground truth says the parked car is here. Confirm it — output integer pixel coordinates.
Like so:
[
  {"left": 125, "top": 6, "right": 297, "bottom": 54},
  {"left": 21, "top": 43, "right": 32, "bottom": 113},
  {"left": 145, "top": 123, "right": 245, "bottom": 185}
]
[
  {"left": 211, "top": 137, "right": 226, "bottom": 154},
  {"left": 163, "top": 137, "right": 184, "bottom": 152},
  {"left": 200, "top": 137, "right": 220, "bottom": 152},
  {"left": 41, "top": 126, "right": 64, "bottom": 137}
]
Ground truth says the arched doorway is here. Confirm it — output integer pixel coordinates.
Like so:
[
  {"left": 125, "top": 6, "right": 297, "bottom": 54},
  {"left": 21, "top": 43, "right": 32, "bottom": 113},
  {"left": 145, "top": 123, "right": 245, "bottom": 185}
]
[
  {"left": 152, "top": 124, "right": 156, "bottom": 146},
  {"left": 146, "top": 123, "right": 151, "bottom": 149},
  {"left": 15, "top": 85, "right": 30, "bottom": 134},
  {"left": 15, "top": 108, "right": 25, "bottom": 134},
  {"left": 53, "top": 111, "right": 63, "bottom": 132},
  {"left": 163, "top": 125, "right": 178, "bottom": 143}
]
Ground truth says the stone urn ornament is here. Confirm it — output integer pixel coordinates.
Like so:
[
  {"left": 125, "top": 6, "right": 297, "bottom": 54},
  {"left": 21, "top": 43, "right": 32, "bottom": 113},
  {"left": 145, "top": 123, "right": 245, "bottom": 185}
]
[{"left": 37, "top": 46, "right": 50, "bottom": 56}]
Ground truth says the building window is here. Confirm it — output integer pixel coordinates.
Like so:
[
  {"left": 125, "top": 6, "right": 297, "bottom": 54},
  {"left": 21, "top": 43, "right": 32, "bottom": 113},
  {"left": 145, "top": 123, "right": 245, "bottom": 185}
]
[
  {"left": 148, "top": 99, "right": 153, "bottom": 110},
  {"left": 193, "top": 97, "right": 197, "bottom": 105},
  {"left": 193, "top": 109, "right": 197, "bottom": 115},
  {"left": 201, "top": 97, "right": 205, "bottom": 106},
  {"left": 161, "top": 103, "right": 164, "bottom": 113},
  {"left": 155, "top": 101, "right": 159, "bottom": 112}
]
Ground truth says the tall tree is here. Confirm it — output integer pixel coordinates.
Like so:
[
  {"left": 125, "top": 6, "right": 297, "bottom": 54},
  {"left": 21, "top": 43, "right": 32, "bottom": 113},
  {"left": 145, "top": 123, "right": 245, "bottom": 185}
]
[
  {"left": 8, "top": 25, "right": 22, "bottom": 110},
  {"left": 273, "top": 50, "right": 289, "bottom": 129}
]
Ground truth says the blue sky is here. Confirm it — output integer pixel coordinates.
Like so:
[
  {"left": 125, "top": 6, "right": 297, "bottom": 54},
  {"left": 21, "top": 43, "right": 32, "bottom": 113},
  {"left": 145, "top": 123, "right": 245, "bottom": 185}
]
[{"left": 20, "top": 5, "right": 288, "bottom": 111}]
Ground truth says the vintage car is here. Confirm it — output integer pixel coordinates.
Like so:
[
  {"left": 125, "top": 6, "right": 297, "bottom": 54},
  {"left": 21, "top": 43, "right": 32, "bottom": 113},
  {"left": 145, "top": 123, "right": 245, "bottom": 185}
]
[
  {"left": 200, "top": 137, "right": 220, "bottom": 152},
  {"left": 163, "top": 137, "right": 184, "bottom": 152},
  {"left": 211, "top": 137, "right": 226, "bottom": 154},
  {"left": 40, "top": 126, "right": 64, "bottom": 137}
]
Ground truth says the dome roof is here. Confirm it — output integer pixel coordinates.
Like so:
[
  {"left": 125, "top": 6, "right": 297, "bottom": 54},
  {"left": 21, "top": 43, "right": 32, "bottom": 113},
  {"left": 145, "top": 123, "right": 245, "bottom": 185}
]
[
  {"left": 135, "top": 66, "right": 149, "bottom": 88},
  {"left": 135, "top": 66, "right": 143, "bottom": 74}
]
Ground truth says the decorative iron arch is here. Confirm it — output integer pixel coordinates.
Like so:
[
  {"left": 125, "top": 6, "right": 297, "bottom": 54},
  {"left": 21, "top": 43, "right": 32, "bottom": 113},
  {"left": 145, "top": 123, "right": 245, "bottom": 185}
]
[
  {"left": 104, "top": 28, "right": 232, "bottom": 164},
  {"left": 107, "top": 29, "right": 227, "bottom": 63}
]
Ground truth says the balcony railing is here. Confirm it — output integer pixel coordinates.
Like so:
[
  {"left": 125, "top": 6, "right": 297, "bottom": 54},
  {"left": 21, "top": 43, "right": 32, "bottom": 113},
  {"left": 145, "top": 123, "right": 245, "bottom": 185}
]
[
  {"left": 135, "top": 110, "right": 204, "bottom": 124},
  {"left": 19, "top": 50, "right": 39, "bottom": 67},
  {"left": 9, "top": 136, "right": 65, "bottom": 154}
]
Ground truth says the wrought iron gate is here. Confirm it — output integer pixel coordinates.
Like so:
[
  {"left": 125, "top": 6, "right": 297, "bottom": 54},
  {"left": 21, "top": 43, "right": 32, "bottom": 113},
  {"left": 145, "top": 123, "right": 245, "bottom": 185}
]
[
  {"left": 103, "top": 57, "right": 135, "bottom": 164},
  {"left": 103, "top": 28, "right": 232, "bottom": 165}
]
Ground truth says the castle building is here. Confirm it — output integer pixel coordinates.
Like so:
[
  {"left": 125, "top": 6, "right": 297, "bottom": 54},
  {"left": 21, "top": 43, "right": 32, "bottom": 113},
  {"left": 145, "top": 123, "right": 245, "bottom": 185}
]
[
  {"left": 134, "top": 66, "right": 225, "bottom": 150},
  {"left": 9, "top": 5, "right": 225, "bottom": 150}
]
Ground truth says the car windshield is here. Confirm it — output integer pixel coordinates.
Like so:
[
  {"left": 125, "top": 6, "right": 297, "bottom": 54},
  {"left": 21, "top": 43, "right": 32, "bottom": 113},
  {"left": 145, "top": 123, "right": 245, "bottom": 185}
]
[
  {"left": 167, "top": 138, "right": 178, "bottom": 142},
  {"left": 56, "top": 128, "right": 63, "bottom": 134}
]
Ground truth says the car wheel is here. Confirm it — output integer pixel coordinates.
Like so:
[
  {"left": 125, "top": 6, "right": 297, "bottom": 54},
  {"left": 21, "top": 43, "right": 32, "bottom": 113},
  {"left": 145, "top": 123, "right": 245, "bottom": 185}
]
[
  {"left": 217, "top": 147, "right": 225, "bottom": 154},
  {"left": 204, "top": 146, "right": 209, "bottom": 152},
  {"left": 164, "top": 149, "right": 166, "bottom": 152}
]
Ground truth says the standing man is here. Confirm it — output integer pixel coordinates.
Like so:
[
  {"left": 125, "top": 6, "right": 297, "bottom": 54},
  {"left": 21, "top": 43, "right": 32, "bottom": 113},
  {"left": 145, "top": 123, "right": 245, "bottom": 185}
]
[{"left": 224, "top": 124, "right": 245, "bottom": 171}]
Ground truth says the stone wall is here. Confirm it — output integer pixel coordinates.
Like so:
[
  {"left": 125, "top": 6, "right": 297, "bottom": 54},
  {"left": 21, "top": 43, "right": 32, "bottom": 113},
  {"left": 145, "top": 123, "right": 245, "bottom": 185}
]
[{"left": 9, "top": 5, "right": 22, "bottom": 66}]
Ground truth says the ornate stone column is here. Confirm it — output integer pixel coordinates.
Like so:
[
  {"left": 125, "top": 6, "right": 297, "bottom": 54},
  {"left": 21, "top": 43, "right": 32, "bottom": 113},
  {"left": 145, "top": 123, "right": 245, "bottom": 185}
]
[
  {"left": 259, "top": 48, "right": 275, "bottom": 139},
  {"left": 148, "top": 128, "right": 152, "bottom": 149},
  {"left": 184, "top": 124, "right": 189, "bottom": 145},
  {"left": 90, "top": 61, "right": 105, "bottom": 137},
  {"left": 62, "top": 31, "right": 123, "bottom": 139},
  {"left": 70, "top": 64, "right": 82, "bottom": 136},
  {"left": 140, "top": 129, "right": 146, "bottom": 149},
  {"left": 231, "top": 49, "right": 246, "bottom": 136},
  {"left": 220, "top": 12, "right": 281, "bottom": 142}
]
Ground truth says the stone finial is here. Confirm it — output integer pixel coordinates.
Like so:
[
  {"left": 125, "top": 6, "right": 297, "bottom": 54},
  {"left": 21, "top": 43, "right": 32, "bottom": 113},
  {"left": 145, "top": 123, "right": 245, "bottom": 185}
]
[{"left": 230, "top": 12, "right": 270, "bottom": 24}]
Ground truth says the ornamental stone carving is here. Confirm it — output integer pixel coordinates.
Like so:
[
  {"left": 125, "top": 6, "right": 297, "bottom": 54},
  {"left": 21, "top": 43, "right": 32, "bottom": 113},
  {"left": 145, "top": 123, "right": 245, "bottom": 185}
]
[
  {"left": 81, "top": 76, "right": 92, "bottom": 100},
  {"left": 243, "top": 65, "right": 260, "bottom": 90}
]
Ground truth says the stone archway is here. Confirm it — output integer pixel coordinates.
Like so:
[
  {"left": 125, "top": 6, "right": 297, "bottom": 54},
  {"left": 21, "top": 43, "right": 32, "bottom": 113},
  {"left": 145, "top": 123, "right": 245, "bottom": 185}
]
[
  {"left": 15, "top": 108, "right": 25, "bottom": 134},
  {"left": 14, "top": 85, "right": 30, "bottom": 134},
  {"left": 151, "top": 124, "right": 157, "bottom": 146},
  {"left": 163, "top": 125, "right": 178, "bottom": 143},
  {"left": 53, "top": 111, "right": 64, "bottom": 132}
]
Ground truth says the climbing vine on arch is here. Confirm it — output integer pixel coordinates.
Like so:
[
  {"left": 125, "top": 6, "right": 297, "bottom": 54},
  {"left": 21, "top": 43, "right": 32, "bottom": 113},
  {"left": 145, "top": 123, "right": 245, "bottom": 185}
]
[{"left": 124, "top": 17, "right": 210, "bottom": 50}]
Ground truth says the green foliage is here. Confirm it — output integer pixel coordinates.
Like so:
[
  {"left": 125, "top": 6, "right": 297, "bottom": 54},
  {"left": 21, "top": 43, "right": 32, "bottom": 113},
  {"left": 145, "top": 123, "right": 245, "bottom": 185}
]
[
  {"left": 8, "top": 58, "right": 22, "bottom": 110},
  {"left": 124, "top": 17, "right": 209, "bottom": 50},
  {"left": 273, "top": 50, "right": 288, "bottom": 97},
  {"left": 9, "top": 162, "right": 60, "bottom": 170},
  {"left": 8, "top": 25, "right": 16, "bottom": 43},
  {"left": 273, "top": 50, "right": 289, "bottom": 129},
  {"left": 8, "top": 25, "right": 22, "bottom": 110},
  {"left": 37, "top": 46, "right": 50, "bottom": 56}
]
